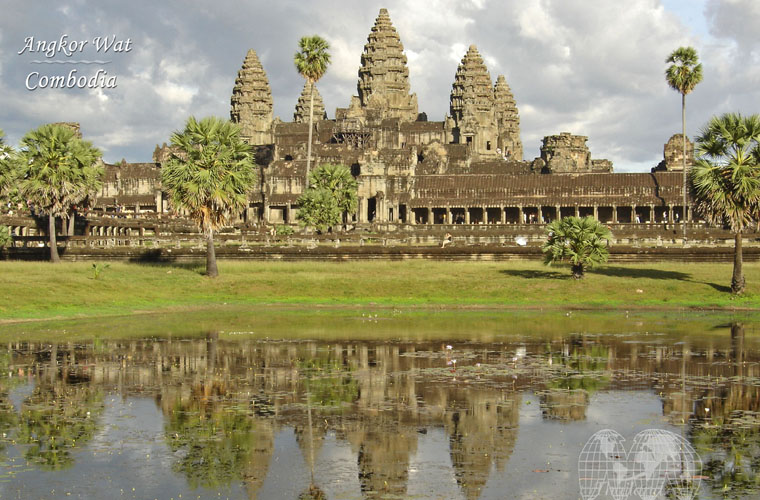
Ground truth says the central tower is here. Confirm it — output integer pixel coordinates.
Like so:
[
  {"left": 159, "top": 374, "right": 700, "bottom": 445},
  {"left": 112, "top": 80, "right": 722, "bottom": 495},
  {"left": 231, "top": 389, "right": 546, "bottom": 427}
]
[{"left": 348, "top": 8, "right": 418, "bottom": 123}]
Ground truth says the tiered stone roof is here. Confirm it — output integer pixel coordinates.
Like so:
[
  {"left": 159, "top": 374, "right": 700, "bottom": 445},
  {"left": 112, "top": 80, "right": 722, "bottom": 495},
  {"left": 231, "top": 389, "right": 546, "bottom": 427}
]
[
  {"left": 230, "top": 49, "right": 273, "bottom": 144},
  {"left": 450, "top": 45, "right": 495, "bottom": 122},
  {"left": 493, "top": 75, "right": 523, "bottom": 159},
  {"left": 356, "top": 8, "right": 418, "bottom": 121},
  {"left": 410, "top": 172, "right": 684, "bottom": 207},
  {"left": 293, "top": 82, "right": 326, "bottom": 123}
]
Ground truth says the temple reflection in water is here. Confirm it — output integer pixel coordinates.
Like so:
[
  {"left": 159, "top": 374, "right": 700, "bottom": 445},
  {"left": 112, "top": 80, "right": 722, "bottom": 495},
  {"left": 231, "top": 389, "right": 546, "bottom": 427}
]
[{"left": 0, "top": 323, "right": 758, "bottom": 499}]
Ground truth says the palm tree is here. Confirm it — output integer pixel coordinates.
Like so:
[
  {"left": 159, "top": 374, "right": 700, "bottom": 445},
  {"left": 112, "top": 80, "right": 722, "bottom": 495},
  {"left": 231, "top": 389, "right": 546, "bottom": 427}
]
[
  {"left": 294, "top": 35, "right": 331, "bottom": 189},
  {"left": 543, "top": 216, "right": 612, "bottom": 279},
  {"left": 691, "top": 113, "right": 760, "bottom": 295},
  {"left": 297, "top": 164, "right": 358, "bottom": 233},
  {"left": 161, "top": 116, "right": 256, "bottom": 278},
  {"left": 17, "top": 124, "right": 103, "bottom": 262},
  {"left": 666, "top": 46, "right": 703, "bottom": 240},
  {"left": 309, "top": 163, "right": 358, "bottom": 225},
  {"left": 0, "top": 129, "right": 16, "bottom": 199}
]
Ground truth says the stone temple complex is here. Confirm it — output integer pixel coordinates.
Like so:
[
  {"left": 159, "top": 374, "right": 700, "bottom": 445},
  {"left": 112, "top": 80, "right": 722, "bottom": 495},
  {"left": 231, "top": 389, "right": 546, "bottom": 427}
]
[{"left": 95, "top": 8, "right": 694, "bottom": 228}]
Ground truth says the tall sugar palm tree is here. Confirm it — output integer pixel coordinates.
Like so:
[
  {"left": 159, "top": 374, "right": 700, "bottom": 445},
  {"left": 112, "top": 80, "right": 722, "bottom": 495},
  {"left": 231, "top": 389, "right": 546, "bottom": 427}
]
[
  {"left": 161, "top": 116, "right": 256, "bottom": 278},
  {"left": 294, "top": 35, "right": 331, "bottom": 189},
  {"left": 543, "top": 216, "right": 612, "bottom": 279},
  {"left": 666, "top": 46, "right": 703, "bottom": 240},
  {"left": 17, "top": 124, "right": 103, "bottom": 262},
  {"left": 691, "top": 113, "right": 760, "bottom": 295}
]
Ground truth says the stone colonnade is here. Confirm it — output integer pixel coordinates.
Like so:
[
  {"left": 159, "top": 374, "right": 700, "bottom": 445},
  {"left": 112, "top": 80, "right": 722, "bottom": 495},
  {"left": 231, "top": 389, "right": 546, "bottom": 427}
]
[{"left": 406, "top": 203, "right": 691, "bottom": 225}]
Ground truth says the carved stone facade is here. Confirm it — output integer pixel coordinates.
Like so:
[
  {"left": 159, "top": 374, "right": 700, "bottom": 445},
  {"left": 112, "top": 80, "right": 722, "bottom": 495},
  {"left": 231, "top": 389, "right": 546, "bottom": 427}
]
[
  {"left": 653, "top": 134, "right": 695, "bottom": 172},
  {"left": 539, "top": 133, "right": 612, "bottom": 174},
  {"left": 346, "top": 8, "right": 418, "bottom": 124},
  {"left": 449, "top": 45, "right": 499, "bottom": 157},
  {"left": 230, "top": 49, "right": 273, "bottom": 145},
  {"left": 493, "top": 75, "right": 522, "bottom": 161},
  {"left": 97, "top": 7, "right": 699, "bottom": 228},
  {"left": 293, "top": 82, "right": 326, "bottom": 123}
]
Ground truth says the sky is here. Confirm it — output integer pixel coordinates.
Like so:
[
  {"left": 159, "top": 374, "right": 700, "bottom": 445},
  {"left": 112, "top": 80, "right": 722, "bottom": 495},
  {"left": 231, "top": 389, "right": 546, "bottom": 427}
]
[{"left": 1, "top": 0, "right": 758, "bottom": 172}]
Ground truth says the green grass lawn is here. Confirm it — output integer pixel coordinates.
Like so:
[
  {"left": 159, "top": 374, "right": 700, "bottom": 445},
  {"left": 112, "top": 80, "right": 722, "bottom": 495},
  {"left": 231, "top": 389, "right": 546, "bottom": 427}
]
[{"left": 1, "top": 260, "right": 758, "bottom": 321}]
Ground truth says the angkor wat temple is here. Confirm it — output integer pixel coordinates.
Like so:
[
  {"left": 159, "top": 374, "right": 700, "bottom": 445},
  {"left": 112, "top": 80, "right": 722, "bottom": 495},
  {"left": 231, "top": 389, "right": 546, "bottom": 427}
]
[{"left": 96, "top": 8, "right": 696, "bottom": 228}]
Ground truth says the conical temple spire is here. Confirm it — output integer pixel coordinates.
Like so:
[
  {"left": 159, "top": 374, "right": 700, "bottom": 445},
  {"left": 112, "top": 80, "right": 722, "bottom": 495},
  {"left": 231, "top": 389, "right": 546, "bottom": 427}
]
[
  {"left": 294, "top": 81, "right": 326, "bottom": 123},
  {"left": 494, "top": 74, "right": 523, "bottom": 159},
  {"left": 230, "top": 49, "right": 273, "bottom": 144},
  {"left": 450, "top": 45, "right": 495, "bottom": 122},
  {"left": 355, "top": 8, "right": 417, "bottom": 121}
]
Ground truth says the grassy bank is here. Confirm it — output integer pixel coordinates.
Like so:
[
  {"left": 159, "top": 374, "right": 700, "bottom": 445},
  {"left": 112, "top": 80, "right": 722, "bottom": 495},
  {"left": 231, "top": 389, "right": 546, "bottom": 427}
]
[{"left": 1, "top": 260, "right": 759, "bottom": 321}]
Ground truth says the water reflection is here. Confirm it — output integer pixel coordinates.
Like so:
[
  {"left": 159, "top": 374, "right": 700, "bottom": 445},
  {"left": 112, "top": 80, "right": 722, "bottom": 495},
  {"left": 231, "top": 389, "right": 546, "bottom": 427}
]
[{"left": 0, "top": 317, "right": 758, "bottom": 499}]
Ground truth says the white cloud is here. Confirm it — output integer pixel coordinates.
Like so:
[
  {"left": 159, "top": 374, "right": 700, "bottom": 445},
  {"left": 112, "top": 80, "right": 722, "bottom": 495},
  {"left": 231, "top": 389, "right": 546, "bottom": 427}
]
[{"left": 0, "top": 0, "right": 757, "bottom": 171}]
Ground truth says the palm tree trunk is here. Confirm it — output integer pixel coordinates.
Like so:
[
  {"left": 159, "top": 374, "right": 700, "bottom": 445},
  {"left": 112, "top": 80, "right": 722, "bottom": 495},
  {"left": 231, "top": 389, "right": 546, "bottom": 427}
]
[
  {"left": 206, "top": 228, "right": 218, "bottom": 278},
  {"left": 48, "top": 214, "right": 60, "bottom": 263},
  {"left": 305, "top": 82, "right": 315, "bottom": 189},
  {"left": 572, "top": 263, "right": 584, "bottom": 280},
  {"left": 731, "top": 231, "right": 745, "bottom": 294},
  {"left": 682, "top": 92, "right": 687, "bottom": 243}
]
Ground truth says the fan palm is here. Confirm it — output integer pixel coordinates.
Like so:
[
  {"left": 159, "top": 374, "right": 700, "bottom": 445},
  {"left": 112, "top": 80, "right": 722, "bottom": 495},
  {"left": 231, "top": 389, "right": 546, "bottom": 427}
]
[
  {"left": 543, "top": 216, "right": 612, "bottom": 279},
  {"left": 666, "top": 46, "right": 703, "bottom": 239},
  {"left": 161, "top": 116, "right": 256, "bottom": 278},
  {"left": 691, "top": 113, "right": 760, "bottom": 295},
  {"left": 309, "top": 163, "right": 358, "bottom": 224},
  {"left": 297, "top": 164, "right": 358, "bottom": 233},
  {"left": 0, "top": 129, "right": 16, "bottom": 200},
  {"left": 17, "top": 124, "right": 103, "bottom": 262},
  {"left": 294, "top": 35, "right": 331, "bottom": 189}
]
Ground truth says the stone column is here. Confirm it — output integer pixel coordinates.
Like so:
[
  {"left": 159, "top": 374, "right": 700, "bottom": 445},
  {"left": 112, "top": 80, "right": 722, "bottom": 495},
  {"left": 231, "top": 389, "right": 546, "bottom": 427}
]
[
  {"left": 612, "top": 205, "right": 618, "bottom": 223},
  {"left": 500, "top": 206, "right": 506, "bottom": 224},
  {"left": 286, "top": 202, "right": 292, "bottom": 224},
  {"left": 155, "top": 191, "right": 163, "bottom": 213},
  {"left": 465, "top": 208, "right": 471, "bottom": 225},
  {"left": 410, "top": 208, "right": 416, "bottom": 225},
  {"left": 632, "top": 204, "right": 637, "bottom": 223},
  {"left": 668, "top": 205, "right": 674, "bottom": 224},
  {"left": 593, "top": 205, "right": 598, "bottom": 220},
  {"left": 482, "top": 206, "right": 488, "bottom": 224},
  {"left": 518, "top": 206, "right": 524, "bottom": 224},
  {"left": 574, "top": 206, "right": 579, "bottom": 217},
  {"left": 555, "top": 205, "right": 561, "bottom": 222},
  {"left": 427, "top": 207, "right": 432, "bottom": 225},
  {"left": 446, "top": 206, "right": 452, "bottom": 225},
  {"left": 358, "top": 198, "right": 366, "bottom": 223},
  {"left": 650, "top": 204, "right": 655, "bottom": 223}
]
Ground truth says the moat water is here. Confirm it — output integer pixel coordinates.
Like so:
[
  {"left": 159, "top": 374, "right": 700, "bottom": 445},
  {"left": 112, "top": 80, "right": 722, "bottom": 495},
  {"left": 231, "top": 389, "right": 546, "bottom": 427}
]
[{"left": 0, "top": 308, "right": 758, "bottom": 499}]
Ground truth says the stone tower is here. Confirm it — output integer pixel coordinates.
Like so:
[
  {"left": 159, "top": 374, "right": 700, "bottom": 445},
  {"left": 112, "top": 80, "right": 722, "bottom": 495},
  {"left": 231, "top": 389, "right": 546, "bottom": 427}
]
[
  {"left": 350, "top": 8, "right": 418, "bottom": 123},
  {"left": 493, "top": 75, "right": 522, "bottom": 160},
  {"left": 657, "top": 134, "right": 695, "bottom": 171},
  {"left": 230, "top": 49, "right": 273, "bottom": 145},
  {"left": 293, "top": 82, "right": 326, "bottom": 123},
  {"left": 449, "top": 45, "right": 498, "bottom": 157}
]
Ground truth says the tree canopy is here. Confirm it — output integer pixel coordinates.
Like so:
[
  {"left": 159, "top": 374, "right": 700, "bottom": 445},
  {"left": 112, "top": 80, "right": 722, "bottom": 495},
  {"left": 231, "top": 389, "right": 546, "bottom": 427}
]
[
  {"left": 161, "top": 116, "right": 256, "bottom": 277},
  {"left": 665, "top": 47, "right": 703, "bottom": 97},
  {"left": 691, "top": 112, "right": 760, "bottom": 294},
  {"left": 16, "top": 123, "right": 103, "bottom": 262},
  {"left": 542, "top": 216, "right": 612, "bottom": 279},
  {"left": 0, "top": 129, "right": 17, "bottom": 203},
  {"left": 297, "top": 164, "right": 357, "bottom": 233},
  {"left": 294, "top": 35, "right": 331, "bottom": 85}
]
